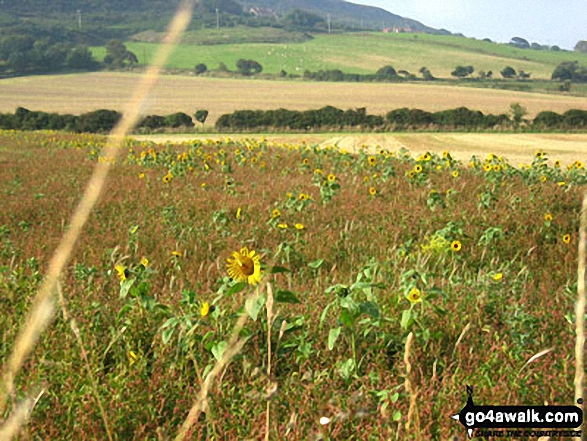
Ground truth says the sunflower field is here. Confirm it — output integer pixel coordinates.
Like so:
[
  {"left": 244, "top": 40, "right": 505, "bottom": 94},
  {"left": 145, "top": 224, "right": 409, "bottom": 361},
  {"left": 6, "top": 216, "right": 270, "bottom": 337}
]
[{"left": 0, "top": 129, "right": 586, "bottom": 439}]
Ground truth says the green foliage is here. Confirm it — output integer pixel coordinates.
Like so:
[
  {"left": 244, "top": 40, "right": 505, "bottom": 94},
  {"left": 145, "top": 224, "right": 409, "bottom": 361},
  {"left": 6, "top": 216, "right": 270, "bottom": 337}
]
[
  {"left": 103, "top": 39, "right": 138, "bottom": 68},
  {"left": 164, "top": 112, "right": 194, "bottom": 128},
  {"left": 194, "top": 63, "right": 207, "bottom": 75},
  {"left": 451, "top": 65, "right": 474, "bottom": 78},
  {"left": 575, "top": 40, "right": 587, "bottom": 54},
  {"left": 500, "top": 66, "right": 517, "bottom": 78},
  {"left": 236, "top": 58, "right": 263, "bottom": 75},
  {"left": 194, "top": 110, "right": 209, "bottom": 124},
  {"left": 551, "top": 61, "right": 587, "bottom": 82},
  {"left": 282, "top": 9, "right": 325, "bottom": 32}
]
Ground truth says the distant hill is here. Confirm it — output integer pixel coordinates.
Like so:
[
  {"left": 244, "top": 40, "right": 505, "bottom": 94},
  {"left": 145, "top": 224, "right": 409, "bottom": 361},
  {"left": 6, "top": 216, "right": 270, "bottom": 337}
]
[
  {"left": 239, "top": 0, "right": 450, "bottom": 34},
  {"left": 0, "top": 0, "right": 449, "bottom": 36}
]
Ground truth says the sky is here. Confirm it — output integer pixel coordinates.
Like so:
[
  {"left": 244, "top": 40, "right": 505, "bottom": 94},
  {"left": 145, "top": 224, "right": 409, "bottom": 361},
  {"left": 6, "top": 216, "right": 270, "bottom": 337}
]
[{"left": 349, "top": 0, "right": 586, "bottom": 50}]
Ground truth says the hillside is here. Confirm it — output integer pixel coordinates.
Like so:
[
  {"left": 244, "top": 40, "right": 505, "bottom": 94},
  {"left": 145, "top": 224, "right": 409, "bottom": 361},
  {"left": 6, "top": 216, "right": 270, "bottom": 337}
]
[
  {"left": 92, "top": 32, "right": 587, "bottom": 80},
  {"left": 0, "top": 0, "right": 446, "bottom": 41},
  {"left": 238, "top": 0, "right": 448, "bottom": 34}
]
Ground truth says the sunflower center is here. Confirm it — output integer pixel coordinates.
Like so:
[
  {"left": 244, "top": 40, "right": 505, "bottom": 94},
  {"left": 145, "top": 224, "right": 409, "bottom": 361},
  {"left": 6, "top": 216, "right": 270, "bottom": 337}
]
[{"left": 238, "top": 256, "right": 255, "bottom": 276}]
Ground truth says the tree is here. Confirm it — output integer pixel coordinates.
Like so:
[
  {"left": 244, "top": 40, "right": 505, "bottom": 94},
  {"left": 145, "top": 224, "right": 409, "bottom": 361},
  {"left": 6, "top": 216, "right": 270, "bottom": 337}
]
[
  {"left": 509, "top": 37, "right": 530, "bottom": 49},
  {"left": 550, "top": 45, "right": 560, "bottom": 51},
  {"left": 194, "top": 63, "right": 207, "bottom": 75},
  {"left": 194, "top": 110, "right": 209, "bottom": 124},
  {"left": 500, "top": 66, "right": 517, "bottom": 78},
  {"left": 376, "top": 65, "right": 397, "bottom": 77},
  {"left": 451, "top": 65, "right": 474, "bottom": 78},
  {"left": 236, "top": 59, "right": 262, "bottom": 76},
  {"left": 282, "top": 9, "right": 325, "bottom": 31},
  {"left": 509, "top": 103, "right": 528, "bottom": 128},
  {"left": 103, "top": 40, "right": 138, "bottom": 69},
  {"left": 575, "top": 41, "right": 587, "bottom": 54},
  {"left": 518, "top": 70, "right": 531, "bottom": 80},
  {"left": 67, "top": 46, "right": 98, "bottom": 70},
  {"left": 419, "top": 66, "right": 435, "bottom": 81}
]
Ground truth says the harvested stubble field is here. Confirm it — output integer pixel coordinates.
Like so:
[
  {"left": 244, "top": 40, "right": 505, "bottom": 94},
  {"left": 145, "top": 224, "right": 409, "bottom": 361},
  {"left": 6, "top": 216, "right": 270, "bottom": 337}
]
[
  {"left": 1, "top": 72, "right": 587, "bottom": 125},
  {"left": 1, "top": 129, "right": 586, "bottom": 439},
  {"left": 134, "top": 132, "right": 587, "bottom": 168}
]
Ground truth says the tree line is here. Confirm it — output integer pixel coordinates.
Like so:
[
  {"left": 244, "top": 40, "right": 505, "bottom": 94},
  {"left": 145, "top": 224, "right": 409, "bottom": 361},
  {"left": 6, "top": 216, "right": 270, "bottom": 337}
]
[
  {"left": 215, "top": 106, "right": 587, "bottom": 131},
  {"left": 0, "top": 108, "right": 207, "bottom": 132},
  {"left": 1, "top": 106, "right": 586, "bottom": 133}
]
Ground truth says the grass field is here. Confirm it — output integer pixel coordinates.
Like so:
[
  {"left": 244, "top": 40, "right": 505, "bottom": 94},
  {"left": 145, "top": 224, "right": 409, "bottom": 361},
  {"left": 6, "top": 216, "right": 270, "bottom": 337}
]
[
  {"left": 1, "top": 130, "right": 586, "bottom": 438},
  {"left": 90, "top": 32, "right": 587, "bottom": 79},
  {"left": 1, "top": 72, "right": 587, "bottom": 126}
]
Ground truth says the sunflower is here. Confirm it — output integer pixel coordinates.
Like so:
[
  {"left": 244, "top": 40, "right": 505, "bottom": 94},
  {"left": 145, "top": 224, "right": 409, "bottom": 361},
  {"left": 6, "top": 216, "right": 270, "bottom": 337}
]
[
  {"left": 138, "top": 173, "right": 145, "bottom": 179},
  {"left": 272, "top": 209, "right": 281, "bottom": 218},
  {"left": 277, "top": 223, "right": 288, "bottom": 229},
  {"left": 540, "top": 175, "right": 547, "bottom": 182},
  {"left": 200, "top": 302, "right": 211, "bottom": 317},
  {"left": 562, "top": 234, "right": 571, "bottom": 244},
  {"left": 314, "top": 168, "right": 324, "bottom": 175},
  {"left": 236, "top": 207, "right": 242, "bottom": 219},
  {"left": 554, "top": 160, "right": 561, "bottom": 168},
  {"left": 298, "top": 193, "right": 309, "bottom": 201},
  {"left": 302, "top": 158, "right": 310, "bottom": 166},
  {"left": 294, "top": 223, "right": 305, "bottom": 230},
  {"left": 140, "top": 257, "right": 149, "bottom": 267},
  {"left": 226, "top": 247, "right": 262, "bottom": 285},
  {"left": 452, "top": 170, "right": 459, "bottom": 178},
  {"left": 483, "top": 163, "right": 492, "bottom": 172},
  {"left": 163, "top": 172, "right": 173, "bottom": 183},
  {"left": 414, "top": 164, "right": 423, "bottom": 173},
  {"left": 450, "top": 240, "right": 462, "bottom": 252},
  {"left": 407, "top": 287, "right": 422, "bottom": 304},
  {"left": 544, "top": 213, "right": 553, "bottom": 222},
  {"left": 327, "top": 173, "right": 336, "bottom": 182},
  {"left": 368, "top": 156, "right": 377, "bottom": 166},
  {"left": 493, "top": 165, "right": 501, "bottom": 172},
  {"left": 251, "top": 157, "right": 258, "bottom": 164},
  {"left": 492, "top": 273, "right": 503, "bottom": 281},
  {"left": 115, "top": 265, "right": 130, "bottom": 281},
  {"left": 171, "top": 250, "right": 182, "bottom": 257},
  {"left": 575, "top": 160, "right": 585, "bottom": 169},
  {"left": 408, "top": 171, "right": 415, "bottom": 178},
  {"left": 369, "top": 187, "right": 377, "bottom": 196},
  {"left": 422, "top": 153, "right": 431, "bottom": 161}
]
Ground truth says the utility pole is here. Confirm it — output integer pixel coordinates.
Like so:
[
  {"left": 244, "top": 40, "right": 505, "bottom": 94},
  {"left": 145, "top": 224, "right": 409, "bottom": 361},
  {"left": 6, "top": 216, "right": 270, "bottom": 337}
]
[
  {"left": 216, "top": 8, "right": 220, "bottom": 29},
  {"left": 77, "top": 10, "right": 82, "bottom": 31},
  {"left": 327, "top": 14, "right": 331, "bottom": 34}
]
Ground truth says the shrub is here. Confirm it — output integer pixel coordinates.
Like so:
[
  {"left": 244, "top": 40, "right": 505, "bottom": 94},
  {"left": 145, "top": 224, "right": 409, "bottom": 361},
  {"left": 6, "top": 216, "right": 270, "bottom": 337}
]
[
  {"left": 533, "top": 111, "right": 563, "bottom": 128},
  {"left": 194, "top": 63, "right": 207, "bottom": 75},
  {"left": 140, "top": 115, "right": 167, "bottom": 129},
  {"left": 194, "top": 110, "right": 209, "bottom": 124},
  {"left": 562, "top": 109, "right": 587, "bottom": 128},
  {"left": 77, "top": 109, "right": 122, "bottom": 133},
  {"left": 164, "top": 112, "right": 194, "bottom": 128}
]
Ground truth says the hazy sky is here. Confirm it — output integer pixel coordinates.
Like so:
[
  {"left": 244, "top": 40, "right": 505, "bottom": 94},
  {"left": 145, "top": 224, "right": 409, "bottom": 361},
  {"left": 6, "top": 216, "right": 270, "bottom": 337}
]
[{"left": 349, "top": 0, "right": 586, "bottom": 50}]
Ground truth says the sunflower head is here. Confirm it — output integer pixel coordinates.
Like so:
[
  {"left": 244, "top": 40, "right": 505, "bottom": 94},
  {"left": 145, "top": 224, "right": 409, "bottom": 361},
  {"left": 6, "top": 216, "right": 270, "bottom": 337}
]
[
  {"left": 368, "top": 156, "right": 377, "bottom": 166},
  {"left": 407, "top": 287, "right": 422, "bottom": 304},
  {"left": 369, "top": 187, "right": 377, "bottom": 196},
  {"left": 327, "top": 173, "right": 336, "bottom": 182},
  {"left": 450, "top": 240, "right": 462, "bottom": 252},
  {"left": 115, "top": 265, "right": 130, "bottom": 281},
  {"left": 226, "top": 247, "right": 262, "bottom": 285},
  {"left": 414, "top": 165, "right": 423, "bottom": 173},
  {"left": 562, "top": 234, "right": 571, "bottom": 244},
  {"left": 544, "top": 213, "right": 553, "bottom": 222},
  {"left": 272, "top": 209, "right": 281, "bottom": 218},
  {"left": 452, "top": 171, "right": 459, "bottom": 178}
]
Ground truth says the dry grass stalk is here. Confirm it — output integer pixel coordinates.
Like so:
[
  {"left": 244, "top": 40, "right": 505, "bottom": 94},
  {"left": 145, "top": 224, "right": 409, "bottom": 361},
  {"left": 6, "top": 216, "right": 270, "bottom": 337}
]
[
  {"left": 0, "top": 389, "right": 44, "bottom": 440},
  {"left": 575, "top": 191, "right": 586, "bottom": 438},
  {"left": 265, "top": 283, "right": 274, "bottom": 441},
  {"left": 174, "top": 309, "right": 251, "bottom": 441},
  {"left": 452, "top": 322, "right": 471, "bottom": 356},
  {"left": 403, "top": 332, "right": 421, "bottom": 439},
  {"left": 0, "top": 0, "right": 193, "bottom": 420},
  {"left": 56, "top": 283, "right": 114, "bottom": 441}
]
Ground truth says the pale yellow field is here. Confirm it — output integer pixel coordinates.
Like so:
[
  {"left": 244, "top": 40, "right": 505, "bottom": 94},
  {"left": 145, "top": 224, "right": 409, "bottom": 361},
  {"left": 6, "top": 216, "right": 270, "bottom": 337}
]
[
  {"left": 2, "top": 72, "right": 587, "bottom": 125},
  {"left": 132, "top": 132, "right": 587, "bottom": 167}
]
